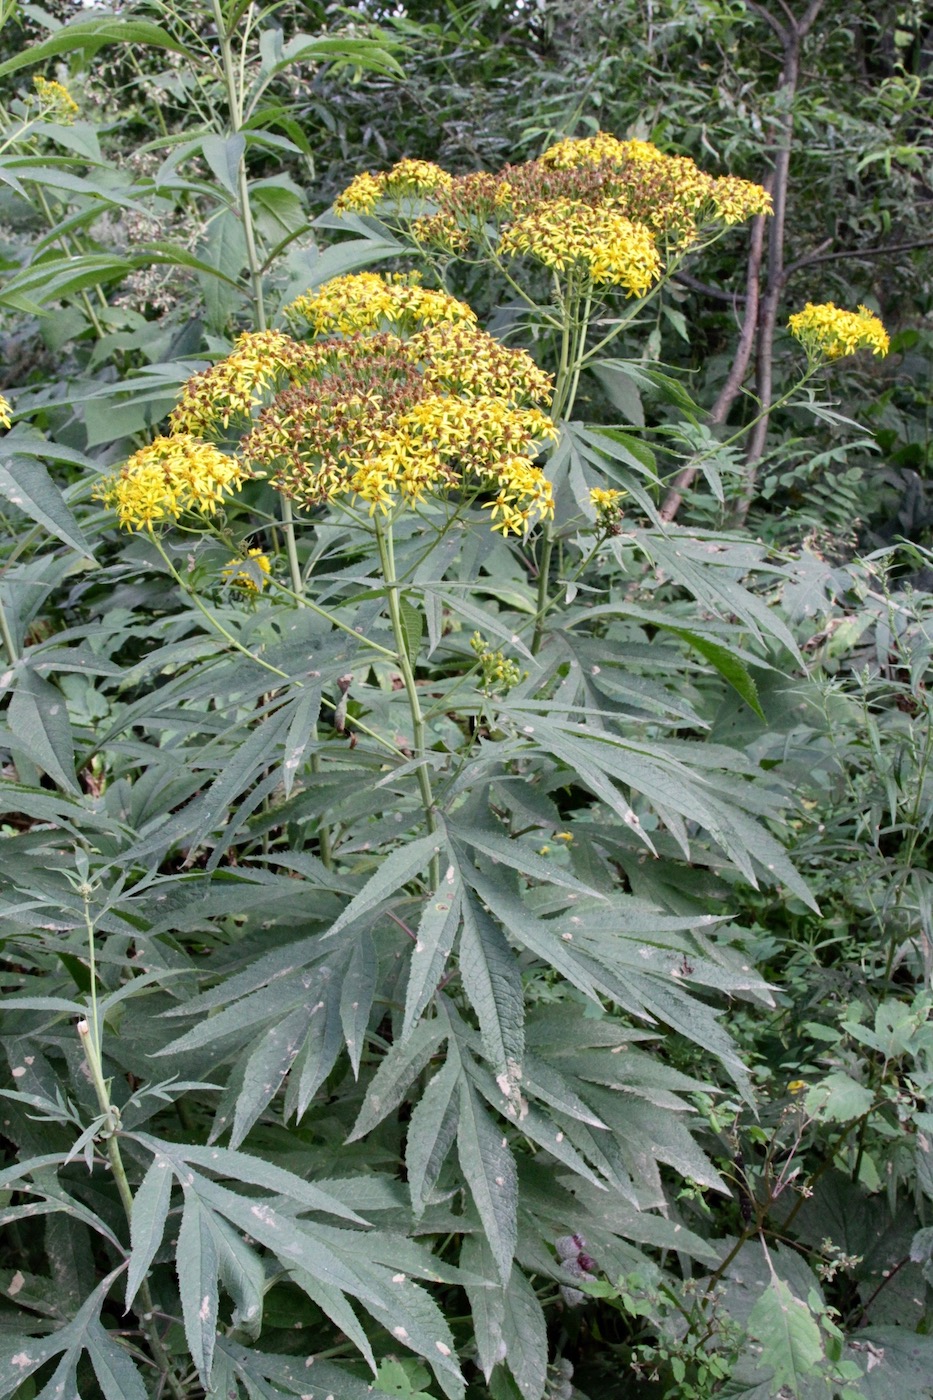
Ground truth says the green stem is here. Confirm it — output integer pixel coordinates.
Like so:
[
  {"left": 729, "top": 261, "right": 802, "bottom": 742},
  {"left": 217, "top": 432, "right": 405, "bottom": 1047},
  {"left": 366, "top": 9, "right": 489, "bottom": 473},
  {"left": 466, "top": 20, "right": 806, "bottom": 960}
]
[
  {"left": 531, "top": 280, "right": 589, "bottom": 655},
  {"left": 150, "top": 534, "right": 292, "bottom": 682},
  {"left": 209, "top": 0, "right": 307, "bottom": 601},
  {"left": 0, "top": 592, "right": 17, "bottom": 663},
  {"left": 77, "top": 1023, "right": 188, "bottom": 1400},
  {"left": 374, "top": 516, "right": 440, "bottom": 887},
  {"left": 210, "top": 0, "right": 265, "bottom": 332}
]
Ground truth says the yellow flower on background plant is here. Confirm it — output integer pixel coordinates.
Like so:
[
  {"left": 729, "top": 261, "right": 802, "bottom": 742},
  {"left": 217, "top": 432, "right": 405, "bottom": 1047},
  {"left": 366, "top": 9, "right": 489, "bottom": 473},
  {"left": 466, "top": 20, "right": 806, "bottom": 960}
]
[
  {"left": 540, "top": 132, "right": 663, "bottom": 169},
  {"left": 788, "top": 303, "right": 890, "bottom": 361},
  {"left": 335, "top": 131, "right": 771, "bottom": 265},
  {"left": 32, "top": 75, "right": 79, "bottom": 123},
  {"left": 222, "top": 549, "right": 271, "bottom": 592},
  {"left": 97, "top": 435, "right": 248, "bottom": 531},
  {"left": 0, "top": 394, "right": 11, "bottom": 430}
]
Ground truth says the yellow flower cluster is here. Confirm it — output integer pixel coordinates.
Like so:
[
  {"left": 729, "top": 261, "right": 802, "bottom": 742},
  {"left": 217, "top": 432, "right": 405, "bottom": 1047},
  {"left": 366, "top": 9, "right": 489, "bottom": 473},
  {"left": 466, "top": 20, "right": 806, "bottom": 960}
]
[
  {"left": 408, "top": 324, "right": 554, "bottom": 405},
  {"left": 32, "top": 75, "right": 79, "bottom": 123},
  {"left": 240, "top": 331, "right": 555, "bottom": 534},
  {"left": 222, "top": 548, "right": 271, "bottom": 592},
  {"left": 787, "top": 302, "right": 890, "bottom": 361},
  {"left": 539, "top": 132, "right": 663, "bottom": 169},
  {"left": 97, "top": 435, "right": 248, "bottom": 531},
  {"left": 335, "top": 159, "right": 453, "bottom": 214},
  {"left": 499, "top": 200, "right": 661, "bottom": 296},
  {"left": 470, "top": 632, "right": 523, "bottom": 694},
  {"left": 285, "top": 272, "right": 476, "bottom": 336},
  {"left": 0, "top": 394, "right": 11, "bottom": 430},
  {"left": 709, "top": 175, "right": 773, "bottom": 226},
  {"left": 170, "top": 330, "right": 312, "bottom": 437},
  {"left": 590, "top": 486, "right": 625, "bottom": 524},
  {"left": 350, "top": 130, "right": 773, "bottom": 273}
]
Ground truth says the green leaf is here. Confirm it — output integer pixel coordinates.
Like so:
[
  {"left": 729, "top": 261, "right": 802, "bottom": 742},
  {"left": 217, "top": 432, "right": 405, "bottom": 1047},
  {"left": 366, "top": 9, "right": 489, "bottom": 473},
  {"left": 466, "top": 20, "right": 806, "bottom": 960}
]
[
  {"left": 7, "top": 671, "right": 77, "bottom": 793},
  {"left": 407, "top": 1050, "right": 461, "bottom": 1217},
  {"left": 201, "top": 133, "right": 245, "bottom": 198},
  {"left": 747, "top": 1276, "right": 825, "bottom": 1397},
  {"left": 340, "top": 929, "right": 378, "bottom": 1078},
  {"left": 210, "top": 1213, "right": 266, "bottom": 1340},
  {"left": 349, "top": 1017, "right": 446, "bottom": 1142},
  {"left": 450, "top": 822, "right": 605, "bottom": 900},
  {"left": 403, "top": 869, "right": 462, "bottom": 1038},
  {"left": 198, "top": 209, "right": 247, "bottom": 330},
  {"left": 126, "top": 1156, "right": 173, "bottom": 1307},
  {"left": 666, "top": 627, "right": 765, "bottom": 719},
  {"left": 326, "top": 831, "right": 447, "bottom": 941},
  {"left": 457, "top": 1079, "right": 517, "bottom": 1283},
  {"left": 804, "top": 1072, "right": 874, "bottom": 1124},
  {"left": 84, "top": 1318, "right": 148, "bottom": 1400},
  {"left": 176, "top": 1192, "right": 219, "bottom": 1386},
  {"left": 459, "top": 889, "right": 524, "bottom": 1087},
  {"left": 231, "top": 1002, "right": 316, "bottom": 1147},
  {"left": 499, "top": 1267, "right": 548, "bottom": 1400},
  {"left": 461, "top": 1234, "right": 505, "bottom": 1382},
  {"left": 399, "top": 596, "right": 423, "bottom": 666},
  {"left": 0, "top": 454, "right": 94, "bottom": 558},
  {"left": 0, "top": 17, "right": 190, "bottom": 75}
]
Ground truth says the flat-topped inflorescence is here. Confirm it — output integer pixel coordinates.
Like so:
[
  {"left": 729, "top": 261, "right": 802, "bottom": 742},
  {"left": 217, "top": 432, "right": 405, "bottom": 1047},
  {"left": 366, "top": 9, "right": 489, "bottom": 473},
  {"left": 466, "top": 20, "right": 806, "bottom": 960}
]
[{"left": 788, "top": 302, "right": 890, "bottom": 361}]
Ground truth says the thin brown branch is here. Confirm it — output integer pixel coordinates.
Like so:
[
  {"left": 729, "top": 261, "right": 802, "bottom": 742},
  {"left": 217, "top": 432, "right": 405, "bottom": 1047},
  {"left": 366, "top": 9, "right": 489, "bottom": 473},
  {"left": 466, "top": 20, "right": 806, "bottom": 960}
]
[
  {"left": 672, "top": 271, "right": 747, "bottom": 304},
  {"left": 746, "top": 1, "right": 787, "bottom": 42},
  {"left": 733, "top": 2, "right": 826, "bottom": 524},
  {"left": 660, "top": 193, "right": 770, "bottom": 524},
  {"left": 781, "top": 236, "right": 933, "bottom": 283}
]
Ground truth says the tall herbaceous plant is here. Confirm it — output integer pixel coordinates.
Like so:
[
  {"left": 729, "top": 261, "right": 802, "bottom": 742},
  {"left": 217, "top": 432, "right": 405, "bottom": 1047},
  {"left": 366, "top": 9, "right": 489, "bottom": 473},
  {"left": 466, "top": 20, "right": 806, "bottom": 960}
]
[{"left": 2, "top": 108, "right": 891, "bottom": 1400}]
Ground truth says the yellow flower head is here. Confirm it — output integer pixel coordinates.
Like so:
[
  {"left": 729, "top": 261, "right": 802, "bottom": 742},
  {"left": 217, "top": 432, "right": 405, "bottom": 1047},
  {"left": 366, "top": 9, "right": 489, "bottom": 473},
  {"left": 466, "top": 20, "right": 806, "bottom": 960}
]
[
  {"left": 470, "top": 632, "right": 523, "bottom": 693},
  {"left": 788, "top": 303, "right": 890, "bottom": 361},
  {"left": 0, "top": 394, "right": 11, "bottom": 431},
  {"left": 241, "top": 333, "right": 554, "bottom": 533},
  {"left": 285, "top": 272, "right": 476, "bottom": 337},
  {"left": 499, "top": 199, "right": 661, "bottom": 297},
  {"left": 590, "top": 486, "right": 625, "bottom": 525},
  {"left": 97, "top": 435, "right": 248, "bottom": 531},
  {"left": 406, "top": 323, "right": 554, "bottom": 406},
  {"left": 170, "top": 330, "right": 312, "bottom": 437},
  {"left": 539, "top": 132, "right": 661, "bottom": 169},
  {"left": 32, "top": 75, "right": 79, "bottom": 123},
  {"left": 709, "top": 175, "right": 773, "bottom": 225},
  {"left": 334, "top": 159, "right": 453, "bottom": 214},
  {"left": 222, "top": 548, "right": 271, "bottom": 592}
]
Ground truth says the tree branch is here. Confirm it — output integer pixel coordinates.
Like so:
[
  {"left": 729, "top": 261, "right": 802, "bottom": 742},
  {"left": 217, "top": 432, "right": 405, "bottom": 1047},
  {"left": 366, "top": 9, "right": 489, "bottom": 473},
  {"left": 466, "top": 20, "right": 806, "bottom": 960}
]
[
  {"left": 673, "top": 271, "right": 747, "bottom": 304},
  {"left": 781, "top": 236, "right": 933, "bottom": 283},
  {"left": 659, "top": 197, "right": 770, "bottom": 524}
]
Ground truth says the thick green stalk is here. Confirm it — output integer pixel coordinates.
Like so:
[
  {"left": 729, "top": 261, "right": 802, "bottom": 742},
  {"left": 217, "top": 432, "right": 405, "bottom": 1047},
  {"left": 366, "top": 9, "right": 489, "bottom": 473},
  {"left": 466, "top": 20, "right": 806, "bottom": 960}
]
[
  {"left": 77, "top": 1022, "right": 188, "bottom": 1400},
  {"left": 209, "top": 0, "right": 305, "bottom": 597},
  {"left": 532, "top": 282, "right": 588, "bottom": 655},
  {"left": 374, "top": 517, "right": 440, "bottom": 888},
  {"left": 0, "top": 593, "right": 17, "bottom": 664}
]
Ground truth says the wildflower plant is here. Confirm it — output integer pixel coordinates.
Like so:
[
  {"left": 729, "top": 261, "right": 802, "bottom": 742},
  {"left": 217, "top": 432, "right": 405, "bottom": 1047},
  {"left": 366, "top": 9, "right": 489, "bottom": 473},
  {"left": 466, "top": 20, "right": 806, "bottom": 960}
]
[{"left": 2, "top": 91, "right": 903, "bottom": 1400}]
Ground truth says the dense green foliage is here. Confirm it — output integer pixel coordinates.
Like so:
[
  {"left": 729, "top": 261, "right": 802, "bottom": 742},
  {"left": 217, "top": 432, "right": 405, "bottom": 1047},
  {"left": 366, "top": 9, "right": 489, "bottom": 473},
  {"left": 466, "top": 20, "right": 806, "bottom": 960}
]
[{"left": 1, "top": 2, "right": 932, "bottom": 1398}]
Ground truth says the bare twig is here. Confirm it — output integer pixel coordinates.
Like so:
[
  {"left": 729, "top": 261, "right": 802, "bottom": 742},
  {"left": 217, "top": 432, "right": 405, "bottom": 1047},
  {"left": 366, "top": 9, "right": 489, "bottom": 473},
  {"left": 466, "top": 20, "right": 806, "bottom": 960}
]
[
  {"left": 781, "top": 236, "right": 933, "bottom": 282},
  {"left": 659, "top": 195, "right": 770, "bottom": 523},
  {"left": 733, "top": 0, "right": 826, "bottom": 526}
]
